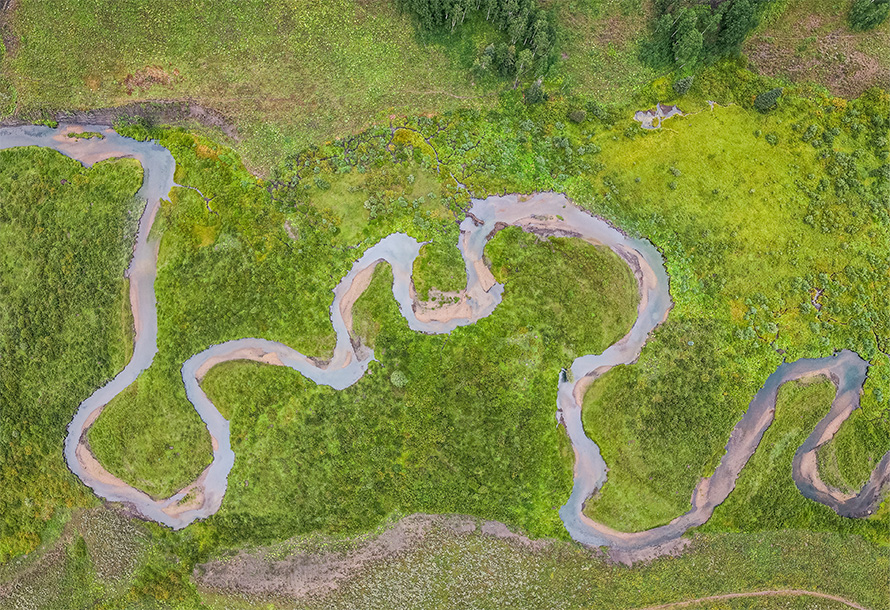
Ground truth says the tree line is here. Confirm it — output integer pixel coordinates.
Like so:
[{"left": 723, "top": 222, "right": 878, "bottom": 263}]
[
  {"left": 395, "top": 0, "right": 555, "bottom": 81},
  {"left": 642, "top": 0, "right": 767, "bottom": 72}
]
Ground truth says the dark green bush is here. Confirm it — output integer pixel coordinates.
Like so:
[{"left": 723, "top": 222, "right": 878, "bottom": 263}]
[
  {"left": 586, "top": 100, "right": 608, "bottom": 121},
  {"left": 754, "top": 87, "right": 783, "bottom": 112},
  {"left": 673, "top": 76, "right": 694, "bottom": 95},
  {"left": 568, "top": 109, "right": 587, "bottom": 123},
  {"left": 525, "top": 81, "right": 545, "bottom": 105},
  {"left": 849, "top": 0, "right": 890, "bottom": 31}
]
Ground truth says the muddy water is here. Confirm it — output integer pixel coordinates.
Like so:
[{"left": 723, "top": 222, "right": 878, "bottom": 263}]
[{"left": 2, "top": 126, "right": 886, "bottom": 552}]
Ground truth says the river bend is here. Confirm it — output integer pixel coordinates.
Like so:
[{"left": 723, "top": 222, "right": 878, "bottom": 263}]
[{"left": 1, "top": 125, "right": 887, "bottom": 554}]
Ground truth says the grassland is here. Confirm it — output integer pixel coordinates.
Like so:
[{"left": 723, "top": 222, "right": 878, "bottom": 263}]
[
  {"left": 551, "top": 0, "right": 659, "bottom": 103},
  {"left": 193, "top": 523, "right": 886, "bottom": 610},
  {"left": 560, "top": 81, "right": 890, "bottom": 533},
  {"left": 194, "top": 228, "right": 638, "bottom": 544},
  {"left": 2, "top": 0, "right": 680, "bottom": 172},
  {"left": 85, "top": 126, "right": 473, "bottom": 499},
  {"left": 0, "top": 1, "right": 887, "bottom": 600},
  {"left": 1, "top": 508, "right": 884, "bottom": 609},
  {"left": 700, "top": 377, "right": 886, "bottom": 543},
  {"left": 0, "top": 0, "right": 500, "bottom": 169},
  {"left": 411, "top": 236, "right": 467, "bottom": 300},
  {"left": 0, "top": 147, "right": 144, "bottom": 561},
  {"left": 63, "top": 65, "right": 890, "bottom": 540},
  {"left": 744, "top": 0, "right": 890, "bottom": 98}
]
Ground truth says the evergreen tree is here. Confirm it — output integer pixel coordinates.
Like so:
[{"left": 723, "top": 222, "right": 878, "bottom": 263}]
[
  {"left": 673, "top": 9, "right": 703, "bottom": 67},
  {"left": 514, "top": 48, "right": 535, "bottom": 85},
  {"left": 642, "top": 13, "right": 676, "bottom": 67},
  {"left": 531, "top": 18, "right": 550, "bottom": 57},
  {"left": 717, "top": 0, "right": 756, "bottom": 55},
  {"left": 754, "top": 87, "right": 783, "bottom": 112},
  {"left": 673, "top": 75, "right": 694, "bottom": 95},
  {"left": 395, "top": 0, "right": 553, "bottom": 81},
  {"left": 525, "top": 81, "right": 544, "bottom": 104}
]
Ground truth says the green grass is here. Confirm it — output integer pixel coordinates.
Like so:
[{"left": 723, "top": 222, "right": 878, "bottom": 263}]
[
  {"left": 196, "top": 526, "right": 886, "bottom": 610},
  {"left": 817, "top": 354, "right": 890, "bottom": 492},
  {"left": 85, "top": 128, "right": 467, "bottom": 499},
  {"left": 3, "top": 511, "right": 882, "bottom": 609},
  {"left": 701, "top": 378, "right": 886, "bottom": 544},
  {"left": 2, "top": 56, "right": 887, "bottom": 606},
  {"left": 556, "top": 85, "right": 889, "bottom": 534},
  {"left": 0, "top": 147, "right": 144, "bottom": 561},
  {"left": 66, "top": 131, "right": 104, "bottom": 140},
  {"left": 195, "top": 229, "right": 637, "bottom": 544},
  {"left": 581, "top": 318, "right": 765, "bottom": 531},
  {"left": 1, "top": 0, "right": 502, "bottom": 170},
  {"left": 550, "top": 0, "right": 659, "bottom": 103},
  {"left": 743, "top": 0, "right": 890, "bottom": 98},
  {"left": 87, "top": 366, "right": 214, "bottom": 499},
  {"left": 411, "top": 237, "right": 467, "bottom": 300},
  {"left": 86, "top": 75, "right": 888, "bottom": 531}
]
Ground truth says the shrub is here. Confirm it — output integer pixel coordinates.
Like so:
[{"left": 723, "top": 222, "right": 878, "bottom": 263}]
[
  {"left": 390, "top": 370, "right": 409, "bottom": 388},
  {"left": 849, "top": 0, "right": 890, "bottom": 31},
  {"left": 754, "top": 87, "right": 783, "bottom": 112},
  {"left": 524, "top": 81, "right": 545, "bottom": 105},
  {"left": 673, "top": 76, "right": 694, "bottom": 96},
  {"left": 568, "top": 109, "right": 587, "bottom": 123},
  {"left": 765, "top": 133, "right": 779, "bottom": 146},
  {"left": 586, "top": 100, "right": 608, "bottom": 120}
]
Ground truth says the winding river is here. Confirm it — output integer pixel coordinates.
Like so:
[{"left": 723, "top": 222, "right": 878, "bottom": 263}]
[{"left": 1, "top": 125, "right": 887, "bottom": 554}]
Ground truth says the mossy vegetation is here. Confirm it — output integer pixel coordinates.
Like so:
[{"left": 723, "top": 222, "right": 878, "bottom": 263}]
[
  {"left": 0, "top": 148, "right": 144, "bottom": 561},
  {"left": 65, "top": 131, "right": 104, "bottom": 140},
  {"left": 701, "top": 377, "right": 886, "bottom": 543},
  {"left": 197, "top": 229, "right": 637, "bottom": 544}
]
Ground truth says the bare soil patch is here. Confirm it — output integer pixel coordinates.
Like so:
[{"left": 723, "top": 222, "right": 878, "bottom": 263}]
[
  {"left": 194, "top": 513, "right": 554, "bottom": 602},
  {"left": 0, "top": 100, "right": 239, "bottom": 140},
  {"left": 744, "top": 4, "right": 890, "bottom": 98},
  {"left": 123, "top": 65, "right": 180, "bottom": 95}
]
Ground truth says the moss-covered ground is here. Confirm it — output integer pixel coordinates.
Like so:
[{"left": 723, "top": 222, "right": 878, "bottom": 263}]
[
  {"left": 0, "top": 148, "right": 144, "bottom": 561},
  {"left": 195, "top": 228, "right": 638, "bottom": 543}
]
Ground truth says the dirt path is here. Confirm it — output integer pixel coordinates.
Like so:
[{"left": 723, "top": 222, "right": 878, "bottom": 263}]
[{"left": 632, "top": 589, "right": 871, "bottom": 610}]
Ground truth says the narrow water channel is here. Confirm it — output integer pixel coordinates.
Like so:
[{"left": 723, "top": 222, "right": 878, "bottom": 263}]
[{"left": 1, "top": 125, "right": 886, "bottom": 553}]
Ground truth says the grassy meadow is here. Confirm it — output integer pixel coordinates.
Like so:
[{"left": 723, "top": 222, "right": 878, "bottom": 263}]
[
  {"left": 0, "top": 0, "right": 887, "bottom": 603},
  {"left": 744, "top": 0, "right": 890, "bottom": 98},
  {"left": 0, "top": 148, "right": 144, "bottom": 561},
  {"left": 1, "top": 0, "right": 500, "bottom": 169},
  {"left": 39, "top": 61, "right": 890, "bottom": 548},
  {"left": 701, "top": 377, "right": 887, "bottom": 542},
  {"left": 1, "top": 508, "right": 885, "bottom": 609},
  {"left": 183, "top": 227, "right": 638, "bottom": 543},
  {"left": 193, "top": 527, "right": 885, "bottom": 610}
]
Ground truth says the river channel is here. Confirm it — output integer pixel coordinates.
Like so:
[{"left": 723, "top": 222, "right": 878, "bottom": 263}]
[{"left": 1, "top": 124, "right": 886, "bottom": 554}]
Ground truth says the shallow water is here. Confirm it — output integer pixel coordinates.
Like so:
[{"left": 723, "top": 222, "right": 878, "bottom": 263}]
[{"left": 2, "top": 125, "right": 886, "bottom": 549}]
